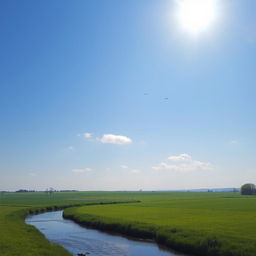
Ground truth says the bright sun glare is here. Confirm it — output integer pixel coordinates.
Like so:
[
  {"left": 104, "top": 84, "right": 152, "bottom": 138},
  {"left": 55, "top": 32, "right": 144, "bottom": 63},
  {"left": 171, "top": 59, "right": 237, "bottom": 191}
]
[{"left": 177, "top": 0, "right": 217, "bottom": 35}]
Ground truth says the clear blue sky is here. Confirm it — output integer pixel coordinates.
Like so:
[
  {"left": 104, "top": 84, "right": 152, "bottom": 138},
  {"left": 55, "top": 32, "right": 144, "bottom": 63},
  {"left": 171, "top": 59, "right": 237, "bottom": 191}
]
[{"left": 1, "top": 0, "right": 256, "bottom": 191}]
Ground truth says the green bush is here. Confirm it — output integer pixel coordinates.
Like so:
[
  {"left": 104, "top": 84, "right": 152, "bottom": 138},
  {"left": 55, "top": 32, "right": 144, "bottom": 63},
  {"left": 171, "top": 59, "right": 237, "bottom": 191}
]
[{"left": 241, "top": 184, "right": 256, "bottom": 195}]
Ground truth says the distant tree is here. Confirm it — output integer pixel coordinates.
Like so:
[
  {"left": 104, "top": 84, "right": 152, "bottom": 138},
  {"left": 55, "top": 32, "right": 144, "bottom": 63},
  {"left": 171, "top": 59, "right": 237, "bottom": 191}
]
[
  {"left": 241, "top": 183, "right": 256, "bottom": 195},
  {"left": 45, "top": 188, "right": 55, "bottom": 195},
  {"left": 16, "top": 189, "right": 28, "bottom": 193},
  {"left": 49, "top": 187, "right": 55, "bottom": 196}
]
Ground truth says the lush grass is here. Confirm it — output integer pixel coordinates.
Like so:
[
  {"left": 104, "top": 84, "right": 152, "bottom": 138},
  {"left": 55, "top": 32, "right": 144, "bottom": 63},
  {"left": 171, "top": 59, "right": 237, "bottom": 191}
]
[
  {"left": 0, "top": 206, "right": 72, "bottom": 256},
  {"left": 0, "top": 191, "right": 140, "bottom": 206},
  {"left": 63, "top": 192, "right": 256, "bottom": 256},
  {"left": 0, "top": 191, "right": 138, "bottom": 256},
  {"left": 1, "top": 191, "right": 256, "bottom": 256}
]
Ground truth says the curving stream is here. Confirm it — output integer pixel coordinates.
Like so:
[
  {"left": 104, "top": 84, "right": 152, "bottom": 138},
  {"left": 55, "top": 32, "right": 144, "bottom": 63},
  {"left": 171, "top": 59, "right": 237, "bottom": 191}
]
[{"left": 26, "top": 210, "right": 186, "bottom": 256}]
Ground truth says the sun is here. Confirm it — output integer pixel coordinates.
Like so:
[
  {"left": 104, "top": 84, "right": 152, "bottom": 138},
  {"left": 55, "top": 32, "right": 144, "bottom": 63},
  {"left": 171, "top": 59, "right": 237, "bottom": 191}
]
[{"left": 177, "top": 0, "right": 217, "bottom": 35}]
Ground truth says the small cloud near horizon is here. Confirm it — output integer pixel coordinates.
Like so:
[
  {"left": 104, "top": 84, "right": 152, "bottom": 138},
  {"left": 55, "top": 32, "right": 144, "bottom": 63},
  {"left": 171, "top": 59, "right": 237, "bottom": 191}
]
[
  {"left": 71, "top": 168, "right": 92, "bottom": 173},
  {"left": 168, "top": 153, "right": 191, "bottom": 162},
  {"left": 84, "top": 132, "right": 92, "bottom": 139},
  {"left": 130, "top": 169, "right": 141, "bottom": 174},
  {"left": 67, "top": 146, "right": 75, "bottom": 151},
  {"left": 120, "top": 165, "right": 141, "bottom": 173},
  {"left": 77, "top": 132, "right": 93, "bottom": 139},
  {"left": 99, "top": 134, "right": 132, "bottom": 145},
  {"left": 152, "top": 153, "right": 213, "bottom": 172}
]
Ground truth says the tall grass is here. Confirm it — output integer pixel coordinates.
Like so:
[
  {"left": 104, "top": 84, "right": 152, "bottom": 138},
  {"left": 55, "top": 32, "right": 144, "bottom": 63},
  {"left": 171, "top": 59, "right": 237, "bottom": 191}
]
[
  {"left": 0, "top": 206, "right": 72, "bottom": 256},
  {"left": 63, "top": 193, "right": 256, "bottom": 256},
  {"left": 0, "top": 191, "right": 139, "bottom": 256},
  {"left": 1, "top": 191, "right": 256, "bottom": 256}
]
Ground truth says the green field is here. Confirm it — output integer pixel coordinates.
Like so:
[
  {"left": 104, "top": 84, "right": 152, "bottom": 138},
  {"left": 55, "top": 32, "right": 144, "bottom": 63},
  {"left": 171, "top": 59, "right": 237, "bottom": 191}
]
[
  {"left": 1, "top": 191, "right": 256, "bottom": 256},
  {"left": 0, "top": 191, "right": 138, "bottom": 256},
  {"left": 63, "top": 192, "right": 256, "bottom": 256}
]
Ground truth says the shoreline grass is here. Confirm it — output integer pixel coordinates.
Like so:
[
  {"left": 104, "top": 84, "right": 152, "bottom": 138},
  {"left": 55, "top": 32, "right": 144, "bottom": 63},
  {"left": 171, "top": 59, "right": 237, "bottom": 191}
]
[
  {"left": 0, "top": 206, "right": 73, "bottom": 256},
  {"left": 0, "top": 191, "right": 139, "bottom": 256},
  {"left": 1, "top": 191, "right": 256, "bottom": 256},
  {"left": 63, "top": 193, "right": 256, "bottom": 256}
]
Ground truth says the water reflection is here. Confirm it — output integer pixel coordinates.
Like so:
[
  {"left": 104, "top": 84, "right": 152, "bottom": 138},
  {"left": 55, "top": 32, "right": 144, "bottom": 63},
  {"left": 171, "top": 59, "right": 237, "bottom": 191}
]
[{"left": 26, "top": 211, "right": 185, "bottom": 256}]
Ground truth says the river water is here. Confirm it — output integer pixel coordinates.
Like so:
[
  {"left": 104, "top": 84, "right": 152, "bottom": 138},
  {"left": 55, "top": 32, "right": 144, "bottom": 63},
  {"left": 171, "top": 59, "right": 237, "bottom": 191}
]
[{"left": 25, "top": 210, "right": 186, "bottom": 256}]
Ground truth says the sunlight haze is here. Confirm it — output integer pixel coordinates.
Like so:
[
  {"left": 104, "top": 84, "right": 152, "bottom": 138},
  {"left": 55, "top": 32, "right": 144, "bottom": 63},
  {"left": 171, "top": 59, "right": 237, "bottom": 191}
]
[
  {"left": 176, "top": 0, "right": 218, "bottom": 35},
  {"left": 0, "top": 0, "right": 255, "bottom": 191}
]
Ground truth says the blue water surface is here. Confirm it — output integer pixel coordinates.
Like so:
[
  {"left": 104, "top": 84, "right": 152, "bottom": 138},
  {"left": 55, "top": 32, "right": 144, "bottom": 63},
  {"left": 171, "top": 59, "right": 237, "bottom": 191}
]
[{"left": 26, "top": 211, "right": 186, "bottom": 256}]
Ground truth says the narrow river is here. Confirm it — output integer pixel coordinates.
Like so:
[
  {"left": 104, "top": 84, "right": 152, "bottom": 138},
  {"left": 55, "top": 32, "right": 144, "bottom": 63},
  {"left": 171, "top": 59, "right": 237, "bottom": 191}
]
[{"left": 26, "top": 211, "right": 186, "bottom": 256}]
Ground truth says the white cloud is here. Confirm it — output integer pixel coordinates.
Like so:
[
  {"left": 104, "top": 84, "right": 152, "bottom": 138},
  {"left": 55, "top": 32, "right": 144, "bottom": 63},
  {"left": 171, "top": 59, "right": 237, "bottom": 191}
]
[
  {"left": 152, "top": 162, "right": 174, "bottom": 171},
  {"left": 152, "top": 154, "right": 213, "bottom": 172},
  {"left": 67, "top": 146, "right": 75, "bottom": 151},
  {"left": 99, "top": 134, "right": 132, "bottom": 145},
  {"left": 71, "top": 168, "right": 92, "bottom": 173},
  {"left": 168, "top": 153, "right": 192, "bottom": 162},
  {"left": 120, "top": 165, "right": 141, "bottom": 173},
  {"left": 229, "top": 140, "right": 238, "bottom": 145},
  {"left": 84, "top": 133, "right": 92, "bottom": 139}
]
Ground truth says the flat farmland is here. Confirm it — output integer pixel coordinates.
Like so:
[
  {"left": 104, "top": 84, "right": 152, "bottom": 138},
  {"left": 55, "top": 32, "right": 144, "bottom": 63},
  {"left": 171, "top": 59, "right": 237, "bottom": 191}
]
[
  {"left": 63, "top": 192, "right": 256, "bottom": 256},
  {"left": 1, "top": 191, "right": 256, "bottom": 255}
]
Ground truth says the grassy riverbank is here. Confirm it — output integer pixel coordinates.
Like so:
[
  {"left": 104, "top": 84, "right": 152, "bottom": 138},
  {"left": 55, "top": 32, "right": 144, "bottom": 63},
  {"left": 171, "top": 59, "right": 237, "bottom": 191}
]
[
  {"left": 0, "top": 191, "right": 138, "bottom": 256},
  {"left": 1, "top": 191, "right": 256, "bottom": 256},
  {"left": 63, "top": 192, "right": 256, "bottom": 256},
  {"left": 0, "top": 206, "right": 72, "bottom": 256}
]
